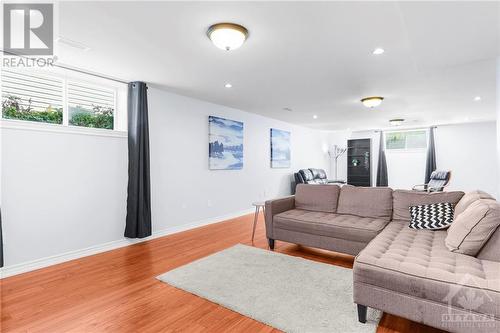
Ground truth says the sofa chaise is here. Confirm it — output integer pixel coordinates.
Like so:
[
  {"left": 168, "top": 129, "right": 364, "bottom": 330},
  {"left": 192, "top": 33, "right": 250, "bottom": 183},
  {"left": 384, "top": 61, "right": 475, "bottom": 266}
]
[{"left": 265, "top": 184, "right": 500, "bottom": 333}]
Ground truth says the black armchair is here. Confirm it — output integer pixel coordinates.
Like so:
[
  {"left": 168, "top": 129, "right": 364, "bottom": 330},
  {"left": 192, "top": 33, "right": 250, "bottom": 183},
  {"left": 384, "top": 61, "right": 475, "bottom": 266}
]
[{"left": 295, "top": 168, "right": 329, "bottom": 185}]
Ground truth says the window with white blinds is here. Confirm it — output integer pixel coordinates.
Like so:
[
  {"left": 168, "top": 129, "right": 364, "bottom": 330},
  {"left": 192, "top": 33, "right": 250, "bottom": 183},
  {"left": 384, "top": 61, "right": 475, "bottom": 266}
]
[
  {"left": 1, "top": 69, "right": 118, "bottom": 130},
  {"left": 68, "top": 82, "right": 115, "bottom": 129},
  {"left": 1, "top": 70, "right": 64, "bottom": 124}
]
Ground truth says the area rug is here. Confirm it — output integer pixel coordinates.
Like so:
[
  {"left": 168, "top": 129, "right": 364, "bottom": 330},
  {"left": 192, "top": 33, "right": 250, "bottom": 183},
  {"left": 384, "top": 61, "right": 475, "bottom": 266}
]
[{"left": 157, "top": 244, "right": 381, "bottom": 333}]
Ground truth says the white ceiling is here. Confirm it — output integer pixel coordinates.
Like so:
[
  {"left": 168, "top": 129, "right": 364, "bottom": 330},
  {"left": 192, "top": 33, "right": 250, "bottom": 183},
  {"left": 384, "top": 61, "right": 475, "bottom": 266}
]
[{"left": 57, "top": 1, "right": 499, "bottom": 130}]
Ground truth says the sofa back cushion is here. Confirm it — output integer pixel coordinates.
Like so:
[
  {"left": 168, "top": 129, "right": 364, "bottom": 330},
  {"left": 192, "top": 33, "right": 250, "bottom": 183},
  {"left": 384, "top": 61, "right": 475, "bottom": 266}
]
[
  {"left": 445, "top": 199, "right": 500, "bottom": 256},
  {"left": 392, "top": 190, "right": 464, "bottom": 221},
  {"left": 295, "top": 184, "right": 340, "bottom": 213},
  {"left": 454, "top": 190, "right": 495, "bottom": 218},
  {"left": 337, "top": 186, "right": 393, "bottom": 220},
  {"left": 476, "top": 225, "right": 500, "bottom": 261}
]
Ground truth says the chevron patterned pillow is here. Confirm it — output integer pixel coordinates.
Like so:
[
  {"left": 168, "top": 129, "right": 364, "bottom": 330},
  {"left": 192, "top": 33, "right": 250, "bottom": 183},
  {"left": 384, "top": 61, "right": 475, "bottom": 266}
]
[{"left": 409, "top": 202, "right": 454, "bottom": 230}]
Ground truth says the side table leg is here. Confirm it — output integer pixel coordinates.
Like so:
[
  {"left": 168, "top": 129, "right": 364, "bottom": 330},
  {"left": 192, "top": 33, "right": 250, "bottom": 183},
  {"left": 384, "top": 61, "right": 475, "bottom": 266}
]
[{"left": 251, "top": 206, "right": 259, "bottom": 244}]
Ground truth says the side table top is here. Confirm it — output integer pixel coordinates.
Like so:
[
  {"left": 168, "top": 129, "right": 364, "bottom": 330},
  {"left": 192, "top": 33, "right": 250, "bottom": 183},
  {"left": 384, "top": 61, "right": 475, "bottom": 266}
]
[{"left": 252, "top": 201, "right": 265, "bottom": 207}]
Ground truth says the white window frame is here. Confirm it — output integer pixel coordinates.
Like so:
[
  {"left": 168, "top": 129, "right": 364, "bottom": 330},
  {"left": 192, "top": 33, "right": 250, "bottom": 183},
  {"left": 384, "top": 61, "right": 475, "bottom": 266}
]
[
  {"left": 384, "top": 129, "right": 428, "bottom": 152},
  {"left": 1, "top": 68, "right": 127, "bottom": 138}
]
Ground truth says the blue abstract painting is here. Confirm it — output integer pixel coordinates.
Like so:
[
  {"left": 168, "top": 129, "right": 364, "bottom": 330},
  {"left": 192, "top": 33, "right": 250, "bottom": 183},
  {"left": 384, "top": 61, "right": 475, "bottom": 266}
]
[
  {"left": 209, "top": 116, "right": 244, "bottom": 170},
  {"left": 270, "top": 128, "right": 291, "bottom": 168}
]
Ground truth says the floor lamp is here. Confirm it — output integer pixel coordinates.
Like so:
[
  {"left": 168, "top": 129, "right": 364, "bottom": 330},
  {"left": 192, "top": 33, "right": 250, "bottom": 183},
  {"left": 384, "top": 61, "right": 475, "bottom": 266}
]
[{"left": 328, "top": 145, "right": 347, "bottom": 180}]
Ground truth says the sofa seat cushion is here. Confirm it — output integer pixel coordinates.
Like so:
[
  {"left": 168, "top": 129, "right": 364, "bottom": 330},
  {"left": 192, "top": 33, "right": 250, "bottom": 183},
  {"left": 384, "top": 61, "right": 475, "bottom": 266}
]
[
  {"left": 273, "top": 209, "right": 389, "bottom": 243},
  {"left": 354, "top": 222, "right": 500, "bottom": 318}
]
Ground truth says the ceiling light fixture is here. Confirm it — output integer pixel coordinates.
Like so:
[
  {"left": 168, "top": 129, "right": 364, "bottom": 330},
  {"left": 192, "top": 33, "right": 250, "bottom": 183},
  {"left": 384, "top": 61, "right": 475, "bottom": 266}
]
[
  {"left": 207, "top": 23, "right": 248, "bottom": 51},
  {"left": 474, "top": 96, "right": 482, "bottom": 101},
  {"left": 224, "top": 83, "right": 232, "bottom": 88},
  {"left": 283, "top": 107, "right": 293, "bottom": 112},
  {"left": 361, "top": 96, "right": 384, "bottom": 108},
  {"left": 389, "top": 118, "right": 405, "bottom": 126},
  {"left": 313, "top": 115, "right": 318, "bottom": 119},
  {"left": 373, "top": 48, "right": 385, "bottom": 55}
]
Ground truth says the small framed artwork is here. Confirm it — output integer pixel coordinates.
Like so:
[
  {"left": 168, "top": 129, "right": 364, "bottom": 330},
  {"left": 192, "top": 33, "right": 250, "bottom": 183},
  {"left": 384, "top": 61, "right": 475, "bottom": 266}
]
[
  {"left": 270, "top": 128, "right": 291, "bottom": 168},
  {"left": 208, "top": 116, "right": 244, "bottom": 170}
]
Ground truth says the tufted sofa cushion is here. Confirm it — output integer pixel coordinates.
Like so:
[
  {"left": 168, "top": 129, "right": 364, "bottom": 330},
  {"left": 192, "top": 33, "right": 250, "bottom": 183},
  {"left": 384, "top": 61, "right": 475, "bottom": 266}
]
[
  {"left": 274, "top": 209, "right": 389, "bottom": 243},
  {"left": 354, "top": 222, "right": 500, "bottom": 318}
]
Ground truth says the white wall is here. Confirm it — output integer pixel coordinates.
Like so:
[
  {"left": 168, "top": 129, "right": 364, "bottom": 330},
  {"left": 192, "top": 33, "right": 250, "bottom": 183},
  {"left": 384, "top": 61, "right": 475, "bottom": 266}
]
[
  {"left": 435, "top": 122, "right": 497, "bottom": 197},
  {"left": 1, "top": 128, "right": 128, "bottom": 267},
  {"left": 148, "top": 87, "right": 329, "bottom": 231},
  {"left": 329, "top": 122, "right": 497, "bottom": 197},
  {"left": 1, "top": 87, "right": 329, "bottom": 269}
]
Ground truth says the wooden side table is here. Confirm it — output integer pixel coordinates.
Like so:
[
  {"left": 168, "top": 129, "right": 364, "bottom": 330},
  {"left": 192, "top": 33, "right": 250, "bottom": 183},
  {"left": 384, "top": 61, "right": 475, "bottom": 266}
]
[{"left": 251, "top": 202, "right": 265, "bottom": 244}]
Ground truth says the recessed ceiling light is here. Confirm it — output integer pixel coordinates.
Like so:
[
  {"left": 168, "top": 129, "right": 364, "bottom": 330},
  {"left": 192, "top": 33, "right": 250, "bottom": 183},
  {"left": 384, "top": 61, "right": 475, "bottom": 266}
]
[
  {"left": 207, "top": 23, "right": 249, "bottom": 51},
  {"left": 474, "top": 96, "right": 482, "bottom": 101},
  {"left": 313, "top": 115, "right": 318, "bottom": 119},
  {"left": 224, "top": 83, "right": 232, "bottom": 88},
  {"left": 372, "top": 48, "right": 385, "bottom": 55},
  {"left": 283, "top": 107, "right": 293, "bottom": 112},
  {"left": 389, "top": 118, "right": 405, "bottom": 126},
  {"left": 361, "top": 96, "right": 384, "bottom": 108}
]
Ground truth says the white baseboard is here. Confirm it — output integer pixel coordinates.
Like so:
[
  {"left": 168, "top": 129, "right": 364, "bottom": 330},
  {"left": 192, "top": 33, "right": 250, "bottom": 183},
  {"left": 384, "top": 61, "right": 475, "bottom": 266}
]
[{"left": 0, "top": 208, "right": 254, "bottom": 279}]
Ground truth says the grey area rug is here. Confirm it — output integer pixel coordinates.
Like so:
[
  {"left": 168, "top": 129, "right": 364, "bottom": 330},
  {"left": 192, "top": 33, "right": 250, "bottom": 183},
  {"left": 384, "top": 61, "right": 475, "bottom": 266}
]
[{"left": 157, "top": 244, "right": 381, "bottom": 333}]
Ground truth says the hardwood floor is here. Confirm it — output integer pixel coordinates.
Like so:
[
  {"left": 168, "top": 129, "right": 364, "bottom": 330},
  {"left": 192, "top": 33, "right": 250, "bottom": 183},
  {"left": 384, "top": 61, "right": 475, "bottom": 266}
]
[{"left": 1, "top": 213, "right": 445, "bottom": 333}]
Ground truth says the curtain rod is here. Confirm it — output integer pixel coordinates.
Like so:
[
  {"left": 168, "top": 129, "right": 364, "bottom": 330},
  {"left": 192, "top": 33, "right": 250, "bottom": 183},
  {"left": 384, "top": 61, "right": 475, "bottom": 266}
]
[
  {"left": 1, "top": 49, "right": 129, "bottom": 85},
  {"left": 374, "top": 125, "right": 438, "bottom": 133},
  {"left": 54, "top": 63, "right": 128, "bottom": 85}
]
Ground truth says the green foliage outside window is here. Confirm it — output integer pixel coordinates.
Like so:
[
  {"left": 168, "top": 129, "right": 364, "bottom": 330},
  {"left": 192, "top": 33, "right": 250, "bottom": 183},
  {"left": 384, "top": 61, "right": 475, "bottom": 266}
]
[
  {"left": 385, "top": 130, "right": 427, "bottom": 150},
  {"left": 69, "top": 105, "right": 114, "bottom": 129},
  {"left": 2, "top": 95, "right": 63, "bottom": 124}
]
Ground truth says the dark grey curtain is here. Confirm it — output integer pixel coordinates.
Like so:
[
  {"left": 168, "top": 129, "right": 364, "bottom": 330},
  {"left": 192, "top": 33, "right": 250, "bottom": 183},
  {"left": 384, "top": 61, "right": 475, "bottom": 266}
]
[
  {"left": 376, "top": 131, "right": 388, "bottom": 186},
  {"left": 125, "top": 82, "right": 152, "bottom": 238},
  {"left": 425, "top": 127, "right": 437, "bottom": 184}
]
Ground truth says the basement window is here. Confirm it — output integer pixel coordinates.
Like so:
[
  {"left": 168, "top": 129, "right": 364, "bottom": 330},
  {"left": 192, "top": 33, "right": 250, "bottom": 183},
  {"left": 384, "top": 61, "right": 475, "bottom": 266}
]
[
  {"left": 1, "top": 69, "right": 126, "bottom": 132},
  {"left": 68, "top": 82, "right": 115, "bottom": 130},
  {"left": 385, "top": 130, "right": 427, "bottom": 150},
  {"left": 1, "top": 70, "right": 64, "bottom": 124}
]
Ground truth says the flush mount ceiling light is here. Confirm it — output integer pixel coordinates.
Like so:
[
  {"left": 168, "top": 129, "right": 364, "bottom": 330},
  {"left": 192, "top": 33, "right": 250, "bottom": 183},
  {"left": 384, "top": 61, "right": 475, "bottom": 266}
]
[
  {"left": 389, "top": 118, "right": 405, "bottom": 126},
  {"left": 224, "top": 83, "right": 232, "bottom": 88},
  {"left": 474, "top": 96, "right": 482, "bottom": 101},
  {"left": 373, "top": 48, "right": 385, "bottom": 55},
  {"left": 313, "top": 115, "right": 318, "bottom": 119},
  {"left": 361, "top": 96, "right": 384, "bottom": 108},
  {"left": 207, "top": 23, "right": 248, "bottom": 51}
]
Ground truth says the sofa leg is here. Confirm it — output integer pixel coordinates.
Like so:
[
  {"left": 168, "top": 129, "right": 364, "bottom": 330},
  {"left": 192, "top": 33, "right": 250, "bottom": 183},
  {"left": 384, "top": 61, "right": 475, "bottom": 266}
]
[
  {"left": 268, "top": 238, "right": 275, "bottom": 250},
  {"left": 357, "top": 304, "right": 367, "bottom": 323}
]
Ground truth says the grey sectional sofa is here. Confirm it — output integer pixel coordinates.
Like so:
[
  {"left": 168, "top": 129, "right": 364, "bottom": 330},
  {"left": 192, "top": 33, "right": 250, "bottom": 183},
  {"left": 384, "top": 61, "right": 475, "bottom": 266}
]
[{"left": 265, "top": 184, "right": 500, "bottom": 333}]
